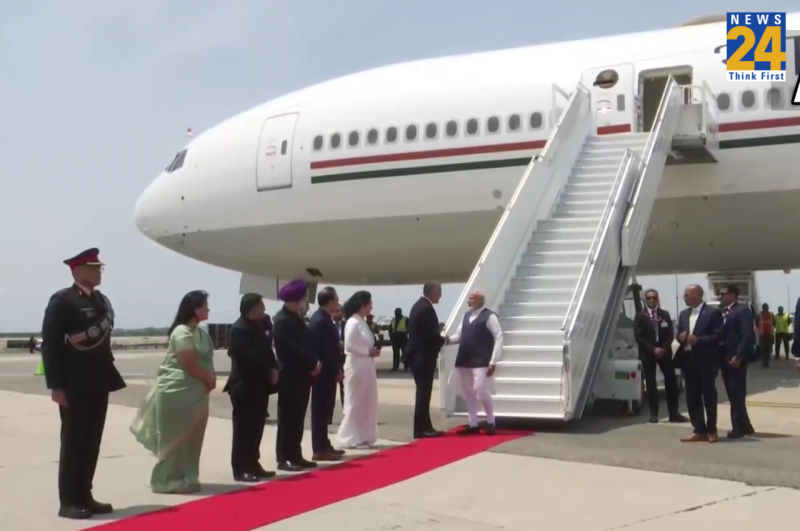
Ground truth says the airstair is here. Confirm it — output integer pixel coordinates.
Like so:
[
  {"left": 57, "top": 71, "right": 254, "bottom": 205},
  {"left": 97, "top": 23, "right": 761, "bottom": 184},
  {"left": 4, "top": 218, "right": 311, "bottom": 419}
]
[{"left": 440, "top": 76, "right": 719, "bottom": 421}]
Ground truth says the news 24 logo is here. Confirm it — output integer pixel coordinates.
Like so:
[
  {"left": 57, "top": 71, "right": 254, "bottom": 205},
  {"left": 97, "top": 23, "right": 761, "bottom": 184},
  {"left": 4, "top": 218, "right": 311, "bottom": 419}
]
[{"left": 726, "top": 12, "right": 786, "bottom": 83}]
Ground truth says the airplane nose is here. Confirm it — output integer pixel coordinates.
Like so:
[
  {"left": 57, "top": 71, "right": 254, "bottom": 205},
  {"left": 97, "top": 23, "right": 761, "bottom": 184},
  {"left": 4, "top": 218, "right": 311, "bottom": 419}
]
[{"left": 134, "top": 177, "right": 157, "bottom": 237}]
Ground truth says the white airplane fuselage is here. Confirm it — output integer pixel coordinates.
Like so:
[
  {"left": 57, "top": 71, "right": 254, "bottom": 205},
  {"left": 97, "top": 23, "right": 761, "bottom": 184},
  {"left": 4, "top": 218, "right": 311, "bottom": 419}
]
[{"left": 134, "top": 15, "right": 800, "bottom": 286}]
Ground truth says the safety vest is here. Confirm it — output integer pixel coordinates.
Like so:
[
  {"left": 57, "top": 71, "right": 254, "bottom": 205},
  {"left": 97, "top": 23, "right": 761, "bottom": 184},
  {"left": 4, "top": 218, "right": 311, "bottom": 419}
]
[
  {"left": 760, "top": 312, "right": 774, "bottom": 335},
  {"left": 390, "top": 317, "right": 407, "bottom": 333},
  {"left": 775, "top": 313, "right": 791, "bottom": 334}
]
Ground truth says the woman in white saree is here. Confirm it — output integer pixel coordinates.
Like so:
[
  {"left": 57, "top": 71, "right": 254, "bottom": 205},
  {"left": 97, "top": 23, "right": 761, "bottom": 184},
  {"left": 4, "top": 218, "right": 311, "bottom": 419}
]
[{"left": 337, "top": 291, "right": 381, "bottom": 449}]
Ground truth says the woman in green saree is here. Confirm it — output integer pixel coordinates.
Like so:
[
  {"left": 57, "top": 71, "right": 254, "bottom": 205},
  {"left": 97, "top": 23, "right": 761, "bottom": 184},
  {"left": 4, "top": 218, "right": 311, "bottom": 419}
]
[{"left": 131, "top": 290, "right": 216, "bottom": 494}]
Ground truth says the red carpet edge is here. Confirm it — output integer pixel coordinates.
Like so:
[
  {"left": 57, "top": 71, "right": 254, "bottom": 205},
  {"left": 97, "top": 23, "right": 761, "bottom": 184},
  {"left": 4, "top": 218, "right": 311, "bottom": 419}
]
[{"left": 94, "top": 429, "right": 529, "bottom": 531}]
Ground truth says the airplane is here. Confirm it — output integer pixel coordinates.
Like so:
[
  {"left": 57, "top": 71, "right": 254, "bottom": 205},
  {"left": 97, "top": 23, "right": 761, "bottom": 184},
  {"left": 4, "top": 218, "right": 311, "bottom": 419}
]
[{"left": 134, "top": 13, "right": 800, "bottom": 300}]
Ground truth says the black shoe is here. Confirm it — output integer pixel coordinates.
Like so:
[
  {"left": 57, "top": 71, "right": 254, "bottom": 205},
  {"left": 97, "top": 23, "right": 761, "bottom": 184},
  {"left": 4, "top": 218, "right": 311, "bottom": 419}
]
[
  {"left": 294, "top": 458, "right": 318, "bottom": 469},
  {"left": 255, "top": 465, "right": 277, "bottom": 479},
  {"left": 414, "top": 430, "right": 444, "bottom": 439},
  {"left": 727, "top": 430, "right": 745, "bottom": 440},
  {"left": 743, "top": 426, "right": 756, "bottom": 436},
  {"left": 234, "top": 472, "right": 261, "bottom": 483},
  {"left": 86, "top": 497, "right": 113, "bottom": 515},
  {"left": 668, "top": 414, "right": 689, "bottom": 423},
  {"left": 58, "top": 505, "right": 92, "bottom": 520},
  {"left": 649, "top": 415, "right": 659, "bottom": 424},
  {"left": 277, "top": 461, "right": 304, "bottom": 472},
  {"left": 457, "top": 426, "right": 480, "bottom": 436},
  {"left": 484, "top": 424, "right": 496, "bottom": 436}
]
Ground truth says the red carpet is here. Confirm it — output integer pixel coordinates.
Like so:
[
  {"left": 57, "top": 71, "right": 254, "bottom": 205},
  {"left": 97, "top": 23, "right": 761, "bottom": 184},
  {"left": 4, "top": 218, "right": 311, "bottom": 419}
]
[{"left": 95, "top": 429, "right": 527, "bottom": 531}]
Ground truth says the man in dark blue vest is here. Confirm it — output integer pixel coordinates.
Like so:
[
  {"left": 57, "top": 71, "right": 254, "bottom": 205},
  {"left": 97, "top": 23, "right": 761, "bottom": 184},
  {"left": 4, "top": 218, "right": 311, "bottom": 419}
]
[{"left": 444, "top": 289, "right": 503, "bottom": 435}]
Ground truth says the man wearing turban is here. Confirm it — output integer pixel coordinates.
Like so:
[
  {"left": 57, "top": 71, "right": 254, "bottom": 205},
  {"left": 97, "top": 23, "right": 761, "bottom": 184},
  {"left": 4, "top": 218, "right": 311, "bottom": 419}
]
[{"left": 271, "top": 279, "right": 322, "bottom": 471}]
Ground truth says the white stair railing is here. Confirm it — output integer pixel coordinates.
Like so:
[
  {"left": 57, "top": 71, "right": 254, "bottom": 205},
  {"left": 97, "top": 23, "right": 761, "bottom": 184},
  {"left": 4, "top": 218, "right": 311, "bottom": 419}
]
[
  {"left": 439, "top": 83, "right": 594, "bottom": 414},
  {"left": 621, "top": 76, "right": 684, "bottom": 267}
]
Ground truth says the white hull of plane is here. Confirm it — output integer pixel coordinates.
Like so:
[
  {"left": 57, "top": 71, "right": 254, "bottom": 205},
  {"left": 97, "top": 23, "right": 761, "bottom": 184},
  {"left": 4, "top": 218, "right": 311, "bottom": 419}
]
[{"left": 134, "top": 14, "right": 800, "bottom": 285}]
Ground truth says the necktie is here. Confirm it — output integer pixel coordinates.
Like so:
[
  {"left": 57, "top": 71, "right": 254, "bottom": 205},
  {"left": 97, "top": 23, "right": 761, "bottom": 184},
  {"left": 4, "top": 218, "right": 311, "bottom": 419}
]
[{"left": 650, "top": 310, "right": 659, "bottom": 342}]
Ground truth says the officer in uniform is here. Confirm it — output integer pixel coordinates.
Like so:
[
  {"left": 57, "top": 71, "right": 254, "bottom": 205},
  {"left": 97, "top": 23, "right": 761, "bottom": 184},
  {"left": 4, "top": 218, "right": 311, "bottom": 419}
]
[{"left": 41, "top": 248, "right": 126, "bottom": 519}]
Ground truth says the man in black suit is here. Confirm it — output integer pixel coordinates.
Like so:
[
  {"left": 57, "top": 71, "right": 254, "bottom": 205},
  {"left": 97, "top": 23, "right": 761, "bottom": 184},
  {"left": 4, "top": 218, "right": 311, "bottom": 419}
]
[
  {"left": 633, "top": 289, "right": 688, "bottom": 424},
  {"left": 719, "top": 285, "right": 756, "bottom": 439},
  {"left": 224, "top": 293, "right": 278, "bottom": 482},
  {"left": 261, "top": 314, "right": 274, "bottom": 421},
  {"left": 309, "top": 287, "right": 345, "bottom": 461},
  {"left": 333, "top": 308, "right": 346, "bottom": 412},
  {"left": 676, "top": 284, "right": 724, "bottom": 443},
  {"left": 406, "top": 282, "right": 446, "bottom": 438}
]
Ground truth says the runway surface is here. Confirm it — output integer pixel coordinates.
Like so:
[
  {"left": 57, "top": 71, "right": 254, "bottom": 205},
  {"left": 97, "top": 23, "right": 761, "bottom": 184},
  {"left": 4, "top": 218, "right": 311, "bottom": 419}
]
[{"left": 2, "top": 348, "right": 800, "bottom": 490}]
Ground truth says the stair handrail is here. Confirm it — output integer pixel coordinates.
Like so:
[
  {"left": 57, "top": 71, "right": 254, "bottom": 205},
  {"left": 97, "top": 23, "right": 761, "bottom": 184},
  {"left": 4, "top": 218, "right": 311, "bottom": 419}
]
[
  {"left": 442, "top": 84, "right": 591, "bottom": 337},
  {"left": 561, "top": 149, "right": 636, "bottom": 336},
  {"left": 621, "top": 76, "right": 684, "bottom": 267}
]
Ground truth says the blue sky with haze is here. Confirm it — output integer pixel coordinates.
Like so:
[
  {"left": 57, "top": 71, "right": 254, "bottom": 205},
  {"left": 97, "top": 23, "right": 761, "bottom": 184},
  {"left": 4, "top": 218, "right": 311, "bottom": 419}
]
[{"left": 2, "top": 0, "right": 798, "bottom": 332}]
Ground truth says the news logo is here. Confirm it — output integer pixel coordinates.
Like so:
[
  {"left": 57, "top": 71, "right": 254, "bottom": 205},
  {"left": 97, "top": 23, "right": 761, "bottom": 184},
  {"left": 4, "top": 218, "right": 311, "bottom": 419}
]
[{"left": 726, "top": 12, "right": 786, "bottom": 83}]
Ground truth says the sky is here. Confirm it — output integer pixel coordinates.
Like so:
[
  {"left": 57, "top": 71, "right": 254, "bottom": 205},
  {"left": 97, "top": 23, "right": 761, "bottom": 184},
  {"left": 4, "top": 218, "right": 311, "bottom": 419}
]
[{"left": 2, "top": 0, "right": 799, "bottom": 332}]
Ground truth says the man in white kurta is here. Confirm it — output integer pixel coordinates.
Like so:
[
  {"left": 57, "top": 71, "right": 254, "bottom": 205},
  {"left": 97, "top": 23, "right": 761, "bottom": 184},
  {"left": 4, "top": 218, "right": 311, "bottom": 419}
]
[{"left": 445, "top": 290, "right": 503, "bottom": 435}]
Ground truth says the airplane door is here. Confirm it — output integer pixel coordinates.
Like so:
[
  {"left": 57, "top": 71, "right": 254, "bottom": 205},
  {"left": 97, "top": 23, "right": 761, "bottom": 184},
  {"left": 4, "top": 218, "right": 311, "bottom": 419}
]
[
  {"left": 580, "top": 64, "right": 636, "bottom": 133},
  {"left": 256, "top": 113, "right": 298, "bottom": 191}
]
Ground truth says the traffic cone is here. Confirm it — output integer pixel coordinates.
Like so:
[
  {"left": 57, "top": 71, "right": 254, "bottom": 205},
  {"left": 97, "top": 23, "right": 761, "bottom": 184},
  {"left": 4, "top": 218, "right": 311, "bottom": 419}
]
[{"left": 34, "top": 357, "right": 45, "bottom": 376}]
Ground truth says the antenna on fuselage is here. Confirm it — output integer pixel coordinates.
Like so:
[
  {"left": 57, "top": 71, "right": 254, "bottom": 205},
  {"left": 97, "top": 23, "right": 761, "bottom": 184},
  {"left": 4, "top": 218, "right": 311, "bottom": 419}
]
[{"left": 187, "top": 127, "right": 194, "bottom": 138}]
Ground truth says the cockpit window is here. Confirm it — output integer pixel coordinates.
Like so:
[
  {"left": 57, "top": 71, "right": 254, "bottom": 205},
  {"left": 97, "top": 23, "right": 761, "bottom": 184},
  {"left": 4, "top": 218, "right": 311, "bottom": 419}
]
[{"left": 167, "top": 149, "right": 187, "bottom": 173}]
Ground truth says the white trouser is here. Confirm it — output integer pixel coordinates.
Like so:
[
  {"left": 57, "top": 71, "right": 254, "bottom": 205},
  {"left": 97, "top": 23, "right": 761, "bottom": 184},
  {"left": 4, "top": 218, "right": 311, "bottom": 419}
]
[{"left": 457, "top": 367, "right": 495, "bottom": 427}]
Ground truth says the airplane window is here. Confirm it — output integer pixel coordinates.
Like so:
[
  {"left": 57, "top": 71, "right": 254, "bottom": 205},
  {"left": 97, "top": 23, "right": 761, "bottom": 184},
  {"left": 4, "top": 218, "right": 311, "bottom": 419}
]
[
  {"left": 508, "top": 114, "right": 521, "bottom": 131},
  {"left": 487, "top": 116, "right": 500, "bottom": 133},
  {"left": 386, "top": 126, "right": 398, "bottom": 143},
  {"left": 313, "top": 135, "right": 324, "bottom": 151},
  {"left": 741, "top": 90, "right": 756, "bottom": 109},
  {"left": 766, "top": 88, "right": 782, "bottom": 109},
  {"left": 367, "top": 128, "right": 379, "bottom": 145},
  {"left": 529, "top": 112, "right": 543, "bottom": 129},
  {"left": 716, "top": 93, "right": 731, "bottom": 111},
  {"left": 280, "top": 140, "right": 287, "bottom": 155},
  {"left": 445, "top": 120, "right": 458, "bottom": 137},
  {"left": 330, "top": 133, "right": 341, "bottom": 149},
  {"left": 405, "top": 124, "right": 418, "bottom": 141},
  {"left": 348, "top": 131, "right": 359, "bottom": 147},
  {"left": 425, "top": 122, "right": 438, "bottom": 139},
  {"left": 168, "top": 149, "right": 188, "bottom": 172},
  {"left": 466, "top": 118, "right": 479, "bottom": 135}
]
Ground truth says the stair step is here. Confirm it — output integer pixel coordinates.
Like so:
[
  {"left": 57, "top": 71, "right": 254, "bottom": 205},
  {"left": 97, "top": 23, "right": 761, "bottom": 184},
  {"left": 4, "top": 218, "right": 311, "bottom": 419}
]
[
  {"left": 504, "top": 330, "right": 564, "bottom": 348},
  {"left": 574, "top": 163, "right": 622, "bottom": 173},
  {"left": 579, "top": 152, "right": 627, "bottom": 161},
  {"left": 538, "top": 218, "right": 600, "bottom": 231},
  {"left": 583, "top": 146, "right": 646, "bottom": 156},
  {"left": 531, "top": 229, "right": 596, "bottom": 242},
  {"left": 556, "top": 201, "right": 606, "bottom": 217},
  {"left": 500, "top": 316, "right": 564, "bottom": 331},
  {"left": 508, "top": 277, "right": 579, "bottom": 292},
  {"left": 495, "top": 360, "right": 563, "bottom": 379},
  {"left": 572, "top": 169, "right": 619, "bottom": 179},
  {"left": 501, "top": 345, "right": 564, "bottom": 362},
  {"left": 528, "top": 239, "right": 592, "bottom": 253},
  {"left": 499, "top": 302, "right": 570, "bottom": 317},
  {"left": 565, "top": 180, "right": 614, "bottom": 190},
  {"left": 561, "top": 191, "right": 611, "bottom": 203},
  {"left": 494, "top": 377, "right": 562, "bottom": 397},
  {"left": 503, "top": 286, "right": 583, "bottom": 304},
  {"left": 516, "top": 263, "right": 584, "bottom": 278},
  {"left": 520, "top": 250, "right": 589, "bottom": 265},
  {"left": 491, "top": 395, "right": 564, "bottom": 418}
]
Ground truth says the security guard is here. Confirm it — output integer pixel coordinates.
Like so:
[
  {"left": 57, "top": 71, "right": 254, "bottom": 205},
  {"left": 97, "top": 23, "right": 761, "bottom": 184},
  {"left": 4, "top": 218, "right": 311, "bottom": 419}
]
[{"left": 41, "top": 248, "right": 126, "bottom": 520}]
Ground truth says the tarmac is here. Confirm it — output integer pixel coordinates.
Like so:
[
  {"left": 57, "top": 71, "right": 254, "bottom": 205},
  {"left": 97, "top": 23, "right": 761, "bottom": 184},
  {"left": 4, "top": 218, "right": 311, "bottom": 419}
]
[{"left": 2, "top": 347, "right": 800, "bottom": 530}]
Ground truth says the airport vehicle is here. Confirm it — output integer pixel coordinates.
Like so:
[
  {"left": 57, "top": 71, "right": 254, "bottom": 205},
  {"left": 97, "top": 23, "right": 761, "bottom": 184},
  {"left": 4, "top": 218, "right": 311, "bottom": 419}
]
[{"left": 134, "top": 13, "right": 799, "bottom": 419}]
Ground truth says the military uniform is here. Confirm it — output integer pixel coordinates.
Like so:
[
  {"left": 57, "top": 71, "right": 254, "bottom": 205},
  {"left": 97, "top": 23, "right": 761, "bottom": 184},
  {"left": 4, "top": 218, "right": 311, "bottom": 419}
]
[{"left": 41, "top": 248, "right": 126, "bottom": 520}]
